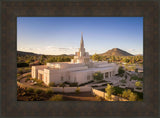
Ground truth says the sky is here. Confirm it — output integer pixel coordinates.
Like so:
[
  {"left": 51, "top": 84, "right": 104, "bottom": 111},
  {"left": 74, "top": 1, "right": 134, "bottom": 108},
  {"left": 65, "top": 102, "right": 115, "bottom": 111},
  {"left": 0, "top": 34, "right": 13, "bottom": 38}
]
[{"left": 17, "top": 17, "right": 143, "bottom": 55}]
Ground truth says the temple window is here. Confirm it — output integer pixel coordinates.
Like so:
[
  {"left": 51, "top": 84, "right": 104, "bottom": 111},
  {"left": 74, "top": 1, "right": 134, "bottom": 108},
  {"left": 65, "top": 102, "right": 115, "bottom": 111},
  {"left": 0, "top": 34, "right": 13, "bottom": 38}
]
[{"left": 105, "top": 72, "right": 108, "bottom": 78}]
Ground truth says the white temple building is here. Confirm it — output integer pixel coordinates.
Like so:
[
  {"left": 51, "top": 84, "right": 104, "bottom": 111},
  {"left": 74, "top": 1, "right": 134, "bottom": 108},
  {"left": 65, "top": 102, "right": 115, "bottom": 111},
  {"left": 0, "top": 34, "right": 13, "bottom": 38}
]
[{"left": 32, "top": 33, "right": 119, "bottom": 85}]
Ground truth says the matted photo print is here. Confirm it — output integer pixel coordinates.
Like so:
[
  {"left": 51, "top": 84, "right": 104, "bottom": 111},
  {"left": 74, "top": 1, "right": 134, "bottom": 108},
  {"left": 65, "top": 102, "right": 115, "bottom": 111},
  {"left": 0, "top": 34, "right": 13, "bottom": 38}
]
[{"left": 17, "top": 17, "right": 143, "bottom": 101}]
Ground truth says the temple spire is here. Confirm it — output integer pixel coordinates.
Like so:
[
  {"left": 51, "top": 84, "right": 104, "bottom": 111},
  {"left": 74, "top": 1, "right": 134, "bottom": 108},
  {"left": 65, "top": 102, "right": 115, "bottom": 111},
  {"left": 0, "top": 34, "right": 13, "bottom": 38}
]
[{"left": 80, "top": 32, "right": 84, "bottom": 49}]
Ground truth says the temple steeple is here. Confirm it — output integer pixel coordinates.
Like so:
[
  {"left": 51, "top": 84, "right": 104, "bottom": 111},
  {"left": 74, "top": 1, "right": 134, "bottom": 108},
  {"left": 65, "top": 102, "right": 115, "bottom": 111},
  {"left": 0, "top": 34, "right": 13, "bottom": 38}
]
[
  {"left": 71, "top": 32, "right": 90, "bottom": 64},
  {"left": 80, "top": 32, "right": 84, "bottom": 49}
]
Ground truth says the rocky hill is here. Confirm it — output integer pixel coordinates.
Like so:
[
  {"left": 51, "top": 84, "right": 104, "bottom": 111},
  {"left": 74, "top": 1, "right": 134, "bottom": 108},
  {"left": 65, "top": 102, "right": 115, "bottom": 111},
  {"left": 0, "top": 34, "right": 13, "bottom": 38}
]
[{"left": 100, "top": 48, "right": 134, "bottom": 56}]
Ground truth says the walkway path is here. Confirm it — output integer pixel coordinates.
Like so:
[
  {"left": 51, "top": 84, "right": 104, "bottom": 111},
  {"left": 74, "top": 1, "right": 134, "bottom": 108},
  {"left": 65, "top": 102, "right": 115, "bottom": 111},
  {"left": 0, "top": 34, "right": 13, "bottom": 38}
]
[{"left": 17, "top": 72, "right": 31, "bottom": 80}]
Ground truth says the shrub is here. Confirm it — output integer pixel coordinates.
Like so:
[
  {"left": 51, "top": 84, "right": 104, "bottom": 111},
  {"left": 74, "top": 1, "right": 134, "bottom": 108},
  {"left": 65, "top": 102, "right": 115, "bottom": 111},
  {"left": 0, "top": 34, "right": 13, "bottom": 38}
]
[
  {"left": 24, "top": 68, "right": 31, "bottom": 72},
  {"left": 91, "top": 85, "right": 99, "bottom": 87},
  {"left": 113, "top": 86, "right": 124, "bottom": 95},
  {"left": 27, "top": 88, "right": 34, "bottom": 93},
  {"left": 18, "top": 68, "right": 24, "bottom": 74},
  {"left": 49, "top": 94, "right": 63, "bottom": 101},
  {"left": 135, "top": 81, "right": 142, "bottom": 88},
  {"left": 17, "top": 62, "right": 29, "bottom": 67},
  {"left": 34, "top": 80, "right": 45, "bottom": 87},
  {"left": 136, "top": 88, "right": 142, "bottom": 90},
  {"left": 17, "top": 74, "right": 20, "bottom": 77},
  {"left": 120, "top": 79, "right": 126, "bottom": 83},
  {"left": 93, "top": 72, "right": 103, "bottom": 81},
  {"left": 118, "top": 66, "right": 125, "bottom": 76},
  {"left": 134, "top": 91, "right": 143, "bottom": 100},
  {"left": 95, "top": 80, "right": 106, "bottom": 83},
  {"left": 35, "top": 89, "right": 43, "bottom": 94},
  {"left": 125, "top": 75, "right": 127, "bottom": 79},
  {"left": 122, "top": 89, "right": 132, "bottom": 98},
  {"left": 26, "top": 74, "right": 31, "bottom": 77},
  {"left": 122, "top": 89, "right": 138, "bottom": 101},
  {"left": 37, "top": 80, "right": 43, "bottom": 84},
  {"left": 135, "top": 68, "right": 138, "bottom": 73},
  {"left": 59, "top": 83, "right": 65, "bottom": 87},
  {"left": 49, "top": 82, "right": 56, "bottom": 87},
  {"left": 129, "top": 92, "right": 137, "bottom": 101},
  {"left": 69, "top": 83, "right": 78, "bottom": 87},
  {"left": 79, "top": 80, "right": 94, "bottom": 86},
  {"left": 130, "top": 76, "right": 143, "bottom": 81},
  {"left": 101, "top": 83, "right": 108, "bottom": 86},
  {"left": 63, "top": 81, "right": 70, "bottom": 84},
  {"left": 21, "top": 92, "right": 26, "bottom": 96},
  {"left": 46, "top": 89, "right": 54, "bottom": 95},
  {"left": 75, "top": 87, "right": 80, "bottom": 93}
]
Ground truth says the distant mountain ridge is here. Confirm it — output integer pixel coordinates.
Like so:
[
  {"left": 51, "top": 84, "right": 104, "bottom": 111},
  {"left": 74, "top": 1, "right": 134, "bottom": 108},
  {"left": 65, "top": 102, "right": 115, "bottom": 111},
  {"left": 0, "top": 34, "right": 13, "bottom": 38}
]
[
  {"left": 18, "top": 48, "right": 135, "bottom": 57},
  {"left": 100, "top": 48, "right": 134, "bottom": 56},
  {"left": 17, "top": 51, "right": 39, "bottom": 56},
  {"left": 17, "top": 51, "right": 73, "bottom": 56}
]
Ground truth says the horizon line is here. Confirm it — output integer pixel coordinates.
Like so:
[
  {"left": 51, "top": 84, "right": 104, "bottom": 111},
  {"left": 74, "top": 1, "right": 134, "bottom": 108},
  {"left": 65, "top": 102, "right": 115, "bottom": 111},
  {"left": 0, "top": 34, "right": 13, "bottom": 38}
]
[{"left": 17, "top": 49, "right": 143, "bottom": 56}]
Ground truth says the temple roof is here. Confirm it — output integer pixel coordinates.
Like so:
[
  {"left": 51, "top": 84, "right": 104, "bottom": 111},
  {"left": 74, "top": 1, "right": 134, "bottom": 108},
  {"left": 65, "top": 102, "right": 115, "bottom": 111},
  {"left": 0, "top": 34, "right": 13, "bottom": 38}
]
[{"left": 80, "top": 32, "right": 84, "bottom": 49}]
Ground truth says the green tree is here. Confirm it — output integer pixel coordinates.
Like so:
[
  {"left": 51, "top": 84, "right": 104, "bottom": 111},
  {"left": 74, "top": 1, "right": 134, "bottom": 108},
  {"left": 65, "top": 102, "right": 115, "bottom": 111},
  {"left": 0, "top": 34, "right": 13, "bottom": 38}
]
[
  {"left": 91, "top": 53, "right": 102, "bottom": 61},
  {"left": 93, "top": 72, "right": 103, "bottom": 81},
  {"left": 135, "top": 68, "right": 138, "bottom": 73},
  {"left": 129, "top": 92, "right": 137, "bottom": 101},
  {"left": 135, "top": 81, "right": 142, "bottom": 88},
  {"left": 122, "top": 89, "right": 137, "bottom": 101},
  {"left": 122, "top": 89, "right": 132, "bottom": 98},
  {"left": 49, "top": 82, "right": 56, "bottom": 87},
  {"left": 111, "top": 56, "right": 116, "bottom": 62},
  {"left": 118, "top": 66, "right": 125, "bottom": 76},
  {"left": 40, "top": 55, "right": 46, "bottom": 64},
  {"left": 105, "top": 84, "right": 115, "bottom": 99},
  {"left": 46, "top": 56, "right": 56, "bottom": 63},
  {"left": 57, "top": 57, "right": 62, "bottom": 62}
]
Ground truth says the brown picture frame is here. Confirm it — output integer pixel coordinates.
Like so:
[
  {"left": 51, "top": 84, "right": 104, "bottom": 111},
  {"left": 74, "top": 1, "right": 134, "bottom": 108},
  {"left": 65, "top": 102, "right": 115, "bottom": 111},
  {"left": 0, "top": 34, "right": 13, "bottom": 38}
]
[{"left": 1, "top": 0, "right": 159, "bottom": 117}]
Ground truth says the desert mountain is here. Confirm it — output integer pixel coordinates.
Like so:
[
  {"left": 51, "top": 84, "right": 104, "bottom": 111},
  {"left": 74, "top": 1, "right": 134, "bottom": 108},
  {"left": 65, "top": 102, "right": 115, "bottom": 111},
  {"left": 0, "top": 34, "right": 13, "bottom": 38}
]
[{"left": 100, "top": 48, "right": 134, "bottom": 56}]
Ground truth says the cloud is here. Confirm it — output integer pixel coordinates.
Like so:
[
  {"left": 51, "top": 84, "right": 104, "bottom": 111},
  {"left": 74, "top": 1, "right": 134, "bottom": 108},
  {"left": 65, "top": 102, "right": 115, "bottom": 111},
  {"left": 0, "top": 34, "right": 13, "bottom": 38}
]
[
  {"left": 18, "top": 46, "right": 80, "bottom": 55},
  {"left": 18, "top": 46, "right": 143, "bottom": 55},
  {"left": 128, "top": 49, "right": 136, "bottom": 52},
  {"left": 19, "top": 47, "right": 34, "bottom": 52},
  {"left": 126, "top": 49, "right": 143, "bottom": 55}
]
